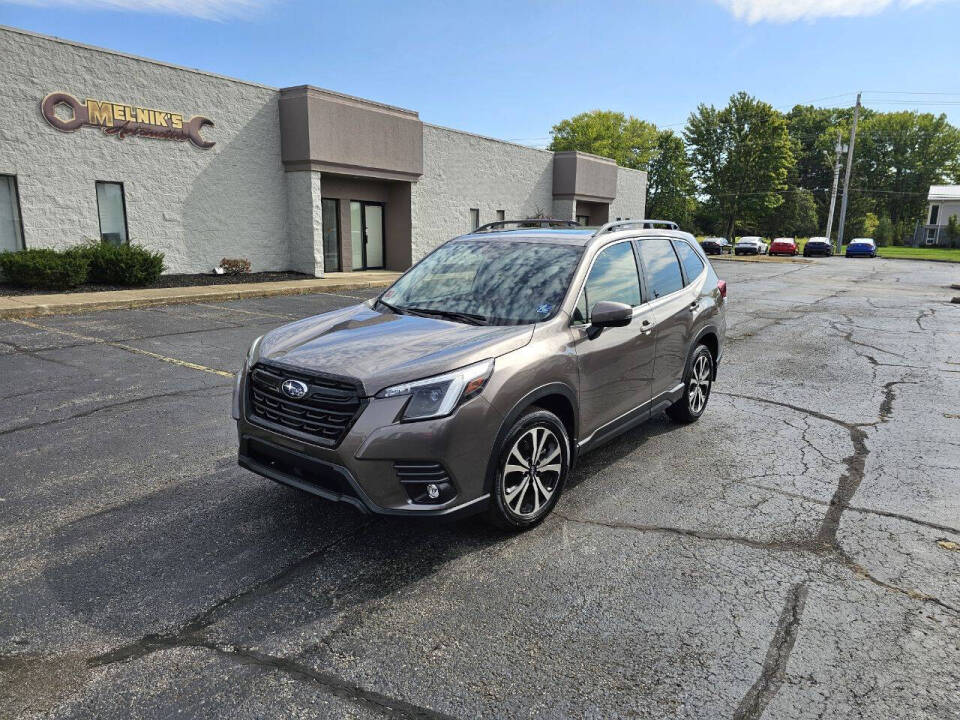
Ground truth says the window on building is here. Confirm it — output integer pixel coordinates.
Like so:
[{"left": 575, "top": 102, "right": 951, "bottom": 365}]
[
  {"left": 672, "top": 240, "right": 705, "bottom": 285},
  {"left": 496, "top": 210, "right": 505, "bottom": 223},
  {"left": 95, "top": 181, "right": 128, "bottom": 245},
  {"left": 929, "top": 205, "right": 940, "bottom": 225},
  {"left": 321, "top": 198, "right": 340, "bottom": 272},
  {"left": 0, "top": 175, "right": 24, "bottom": 252},
  {"left": 636, "top": 238, "right": 684, "bottom": 299},
  {"left": 926, "top": 228, "right": 937, "bottom": 245},
  {"left": 469, "top": 208, "right": 480, "bottom": 231},
  {"left": 576, "top": 215, "right": 590, "bottom": 227},
  {"left": 573, "top": 241, "right": 642, "bottom": 323}
]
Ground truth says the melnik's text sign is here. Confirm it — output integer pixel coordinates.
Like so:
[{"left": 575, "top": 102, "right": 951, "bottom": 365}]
[{"left": 41, "top": 92, "right": 215, "bottom": 149}]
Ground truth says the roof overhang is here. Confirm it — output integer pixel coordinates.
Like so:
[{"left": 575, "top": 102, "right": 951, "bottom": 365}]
[{"left": 552, "top": 151, "right": 618, "bottom": 202}]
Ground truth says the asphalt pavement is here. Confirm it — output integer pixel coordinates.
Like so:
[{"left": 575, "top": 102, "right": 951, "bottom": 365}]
[{"left": 1, "top": 259, "right": 958, "bottom": 719}]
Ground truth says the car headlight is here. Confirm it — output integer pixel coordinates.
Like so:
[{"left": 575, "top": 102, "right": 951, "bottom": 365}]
[
  {"left": 245, "top": 335, "right": 263, "bottom": 369},
  {"left": 376, "top": 359, "right": 494, "bottom": 421}
]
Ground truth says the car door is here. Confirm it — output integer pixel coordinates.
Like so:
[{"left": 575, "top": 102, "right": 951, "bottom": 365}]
[
  {"left": 571, "top": 240, "right": 658, "bottom": 438},
  {"left": 635, "top": 237, "right": 696, "bottom": 399}
]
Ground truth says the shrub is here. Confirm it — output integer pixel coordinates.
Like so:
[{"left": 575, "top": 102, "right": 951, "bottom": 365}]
[
  {"left": 71, "top": 241, "right": 165, "bottom": 286},
  {"left": 0, "top": 248, "right": 90, "bottom": 290},
  {"left": 220, "top": 257, "right": 252, "bottom": 275}
]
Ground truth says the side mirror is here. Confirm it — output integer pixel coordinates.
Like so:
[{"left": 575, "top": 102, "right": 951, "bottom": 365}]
[{"left": 590, "top": 301, "right": 633, "bottom": 328}]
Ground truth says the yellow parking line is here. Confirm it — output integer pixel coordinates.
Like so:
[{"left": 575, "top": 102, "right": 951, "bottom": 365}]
[
  {"left": 192, "top": 302, "right": 295, "bottom": 320},
  {"left": 11, "top": 318, "right": 236, "bottom": 378}
]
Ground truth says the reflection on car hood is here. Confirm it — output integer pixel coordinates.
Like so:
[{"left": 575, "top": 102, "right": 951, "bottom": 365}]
[{"left": 256, "top": 303, "right": 534, "bottom": 395}]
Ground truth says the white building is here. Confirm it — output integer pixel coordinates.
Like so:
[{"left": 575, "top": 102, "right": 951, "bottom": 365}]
[
  {"left": 0, "top": 25, "right": 647, "bottom": 275},
  {"left": 922, "top": 186, "right": 960, "bottom": 247}
]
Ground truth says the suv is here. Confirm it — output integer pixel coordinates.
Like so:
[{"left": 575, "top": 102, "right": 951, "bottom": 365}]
[{"left": 233, "top": 221, "right": 726, "bottom": 529}]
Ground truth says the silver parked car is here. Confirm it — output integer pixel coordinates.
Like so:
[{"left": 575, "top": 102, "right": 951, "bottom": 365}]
[{"left": 734, "top": 236, "right": 768, "bottom": 256}]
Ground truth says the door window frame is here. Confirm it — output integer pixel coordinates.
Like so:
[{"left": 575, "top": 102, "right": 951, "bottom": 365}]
[
  {"left": 351, "top": 199, "right": 386, "bottom": 271},
  {"left": 670, "top": 238, "right": 706, "bottom": 287},
  {"left": 0, "top": 174, "right": 25, "bottom": 251},
  {"left": 569, "top": 238, "right": 647, "bottom": 326},
  {"left": 633, "top": 236, "right": 687, "bottom": 303}
]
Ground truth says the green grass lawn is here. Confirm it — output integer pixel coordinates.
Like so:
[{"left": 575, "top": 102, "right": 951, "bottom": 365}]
[{"left": 874, "top": 246, "right": 960, "bottom": 262}]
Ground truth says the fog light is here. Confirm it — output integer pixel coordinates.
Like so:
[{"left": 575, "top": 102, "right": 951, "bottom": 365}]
[{"left": 426, "top": 483, "right": 440, "bottom": 500}]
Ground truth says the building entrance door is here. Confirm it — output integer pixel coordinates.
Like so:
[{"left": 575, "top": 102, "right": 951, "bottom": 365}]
[{"left": 350, "top": 200, "right": 385, "bottom": 270}]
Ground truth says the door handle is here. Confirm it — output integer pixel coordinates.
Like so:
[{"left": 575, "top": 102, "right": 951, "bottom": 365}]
[
  {"left": 640, "top": 319, "right": 653, "bottom": 335},
  {"left": 688, "top": 301, "right": 700, "bottom": 312}
]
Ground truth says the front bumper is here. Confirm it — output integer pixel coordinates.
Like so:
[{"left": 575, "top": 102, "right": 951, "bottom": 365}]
[{"left": 234, "top": 368, "right": 502, "bottom": 517}]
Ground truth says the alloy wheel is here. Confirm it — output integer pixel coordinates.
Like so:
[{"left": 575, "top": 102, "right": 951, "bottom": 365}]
[
  {"left": 688, "top": 353, "right": 712, "bottom": 414},
  {"left": 502, "top": 426, "right": 562, "bottom": 518}
]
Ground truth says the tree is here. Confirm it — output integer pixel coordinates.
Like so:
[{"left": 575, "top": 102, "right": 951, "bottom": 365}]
[
  {"left": 549, "top": 110, "right": 658, "bottom": 170},
  {"left": 875, "top": 215, "right": 894, "bottom": 246},
  {"left": 765, "top": 187, "right": 818, "bottom": 238},
  {"left": 684, "top": 92, "right": 795, "bottom": 240},
  {"left": 947, "top": 214, "right": 960, "bottom": 248},
  {"left": 645, "top": 130, "right": 695, "bottom": 228},
  {"left": 851, "top": 111, "right": 960, "bottom": 227}
]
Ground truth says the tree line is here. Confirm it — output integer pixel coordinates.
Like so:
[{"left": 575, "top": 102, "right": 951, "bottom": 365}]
[{"left": 548, "top": 93, "right": 960, "bottom": 243}]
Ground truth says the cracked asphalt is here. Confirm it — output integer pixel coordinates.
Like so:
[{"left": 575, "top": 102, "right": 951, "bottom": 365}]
[{"left": 1, "top": 258, "right": 959, "bottom": 719}]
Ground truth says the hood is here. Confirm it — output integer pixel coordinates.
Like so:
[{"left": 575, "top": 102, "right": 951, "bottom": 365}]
[{"left": 256, "top": 303, "right": 534, "bottom": 395}]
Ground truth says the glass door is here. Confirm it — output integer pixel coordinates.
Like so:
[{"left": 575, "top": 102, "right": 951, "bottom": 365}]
[
  {"left": 364, "top": 203, "right": 384, "bottom": 269},
  {"left": 349, "top": 200, "right": 385, "bottom": 270}
]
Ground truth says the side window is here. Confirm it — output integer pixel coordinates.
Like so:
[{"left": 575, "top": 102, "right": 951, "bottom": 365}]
[
  {"left": 575, "top": 242, "right": 642, "bottom": 323},
  {"left": 636, "top": 239, "right": 684, "bottom": 298},
  {"left": 673, "top": 240, "right": 705, "bottom": 285},
  {"left": 95, "top": 181, "right": 128, "bottom": 245}
]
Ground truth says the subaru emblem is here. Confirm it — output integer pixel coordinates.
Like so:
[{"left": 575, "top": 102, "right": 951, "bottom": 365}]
[{"left": 281, "top": 379, "right": 308, "bottom": 399}]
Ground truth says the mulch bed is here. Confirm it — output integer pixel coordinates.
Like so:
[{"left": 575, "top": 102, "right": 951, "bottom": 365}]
[{"left": 0, "top": 271, "right": 314, "bottom": 296}]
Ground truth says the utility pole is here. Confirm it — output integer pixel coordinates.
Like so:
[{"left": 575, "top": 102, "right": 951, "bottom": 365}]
[
  {"left": 836, "top": 91, "right": 862, "bottom": 253},
  {"left": 824, "top": 131, "right": 845, "bottom": 242}
]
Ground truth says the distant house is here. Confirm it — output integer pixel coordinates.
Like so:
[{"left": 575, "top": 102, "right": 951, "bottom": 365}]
[{"left": 923, "top": 186, "right": 960, "bottom": 247}]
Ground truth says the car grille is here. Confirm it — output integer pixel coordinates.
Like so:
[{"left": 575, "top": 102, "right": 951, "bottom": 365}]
[{"left": 247, "top": 363, "right": 365, "bottom": 445}]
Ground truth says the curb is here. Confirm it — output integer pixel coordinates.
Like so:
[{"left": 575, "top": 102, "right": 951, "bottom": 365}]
[
  {"left": 708, "top": 255, "right": 811, "bottom": 264},
  {"left": 0, "top": 277, "right": 398, "bottom": 319}
]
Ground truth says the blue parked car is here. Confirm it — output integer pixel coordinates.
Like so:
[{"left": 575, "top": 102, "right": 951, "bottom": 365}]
[{"left": 845, "top": 238, "right": 877, "bottom": 258}]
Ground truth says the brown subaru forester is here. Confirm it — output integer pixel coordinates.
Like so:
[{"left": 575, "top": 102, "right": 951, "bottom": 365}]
[{"left": 233, "top": 219, "right": 726, "bottom": 530}]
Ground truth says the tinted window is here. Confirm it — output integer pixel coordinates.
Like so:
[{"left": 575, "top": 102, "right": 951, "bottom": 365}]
[
  {"left": 637, "top": 239, "right": 684, "bottom": 298},
  {"left": 575, "top": 242, "right": 642, "bottom": 322},
  {"left": 673, "top": 240, "right": 705, "bottom": 284},
  {"left": 383, "top": 240, "right": 582, "bottom": 325}
]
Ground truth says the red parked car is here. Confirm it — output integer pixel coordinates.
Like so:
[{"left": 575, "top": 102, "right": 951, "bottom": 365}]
[{"left": 769, "top": 237, "right": 798, "bottom": 256}]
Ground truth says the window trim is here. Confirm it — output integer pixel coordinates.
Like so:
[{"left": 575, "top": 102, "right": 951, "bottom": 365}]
[
  {"left": 95, "top": 180, "right": 129, "bottom": 245},
  {"left": 569, "top": 238, "right": 646, "bottom": 326},
  {"left": 1, "top": 174, "right": 26, "bottom": 250},
  {"left": 929, "top": 204, "right": 940, "bottom": 225}
]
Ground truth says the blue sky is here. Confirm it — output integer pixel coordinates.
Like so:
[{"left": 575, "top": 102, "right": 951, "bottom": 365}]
[{"left": 2, "top": 0, "right": 959, "bottom": 145}]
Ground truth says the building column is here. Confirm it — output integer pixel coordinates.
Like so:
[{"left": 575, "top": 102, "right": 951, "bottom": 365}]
[
  {"left": 553, "top": 198, "right": 576, "bottom": 221},
  {"left": 285, "top": 170, "right": 324, "bottom": 277}
]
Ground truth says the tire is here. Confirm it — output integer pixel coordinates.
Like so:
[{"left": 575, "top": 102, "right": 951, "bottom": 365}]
[
  {"left": 666, "top": 344, "right": 714, "bottom": 424},
  {"left": 486, "top": 408, "right": 570, "bottom": 530}
]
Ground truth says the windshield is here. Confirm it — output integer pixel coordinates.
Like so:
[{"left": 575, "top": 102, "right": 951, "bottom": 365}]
[{"left": 379, "top": 240, "right": 584, "bottom": 325}]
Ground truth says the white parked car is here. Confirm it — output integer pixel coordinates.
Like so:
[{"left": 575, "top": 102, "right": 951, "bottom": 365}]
[{"left": 734, "top": 236, "right": 768, "bottom": 256}]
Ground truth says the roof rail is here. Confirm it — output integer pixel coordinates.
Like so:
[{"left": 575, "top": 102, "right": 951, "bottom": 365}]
[
  {"left": 473, "top": 219, "right": 582, "bottom": 233},
  {"left": 593, "top": 219, "right": 679, "bottom": 236}
]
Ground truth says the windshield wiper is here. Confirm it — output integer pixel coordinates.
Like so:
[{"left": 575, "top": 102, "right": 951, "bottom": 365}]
[
  {"left": 404, "top": 307, "right": 488, "bottom": 325},
  {"left": 376, "top": 298, "right": 405, "bottom": 315}
]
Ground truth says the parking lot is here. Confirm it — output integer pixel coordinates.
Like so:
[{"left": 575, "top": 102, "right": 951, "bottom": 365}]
[{"left": 1, "top": 257, "right": 958, "bottom": 719}]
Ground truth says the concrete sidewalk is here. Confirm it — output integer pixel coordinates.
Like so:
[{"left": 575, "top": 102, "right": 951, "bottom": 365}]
[{"left": 0, "top": 270, "right": 400, "bottom": 319}]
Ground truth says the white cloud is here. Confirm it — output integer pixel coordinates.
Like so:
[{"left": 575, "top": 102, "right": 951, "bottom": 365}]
[
  {"left": 716, "top": 0, "right": 951, "bottom": 23},
  {"left": 2, "top": 0, "right": 272, "bottom": 20}
]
